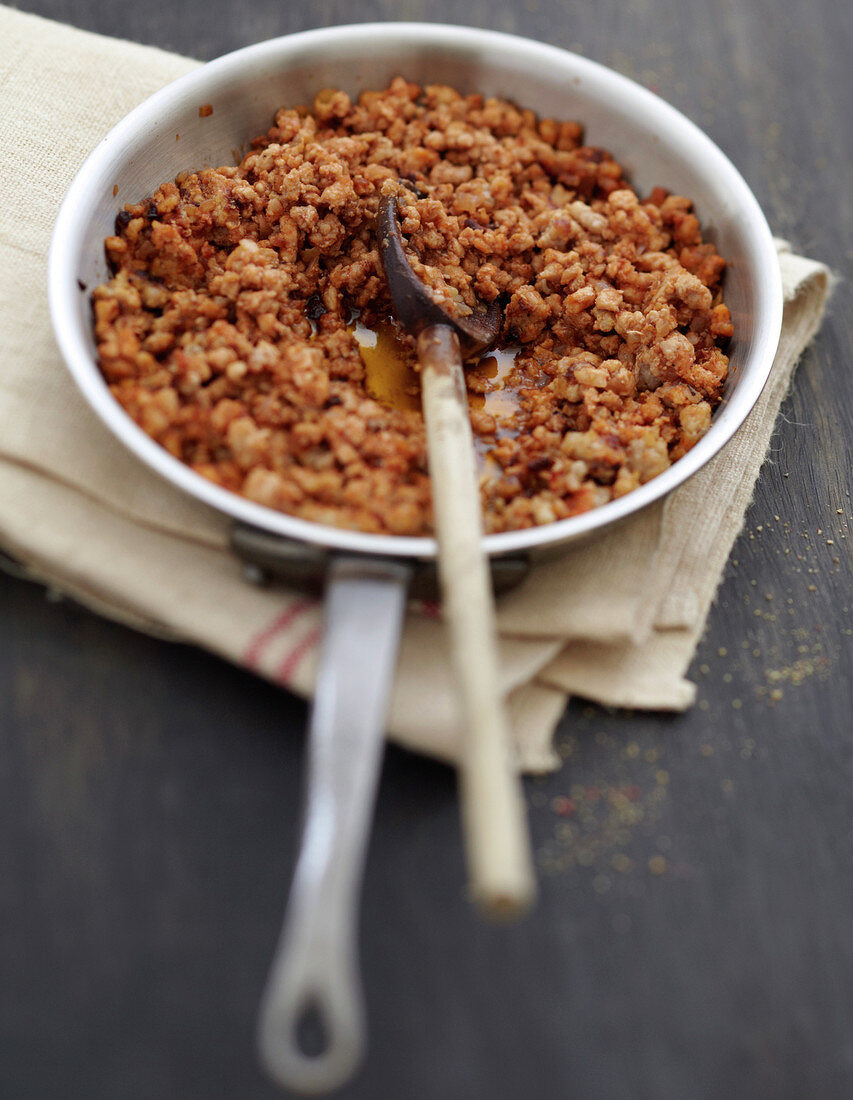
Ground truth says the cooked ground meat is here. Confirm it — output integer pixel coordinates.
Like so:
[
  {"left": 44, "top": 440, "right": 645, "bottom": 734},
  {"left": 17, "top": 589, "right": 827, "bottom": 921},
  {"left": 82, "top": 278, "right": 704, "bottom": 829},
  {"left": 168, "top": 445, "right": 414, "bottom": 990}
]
[{"left": 93, "top": 78, "right": 733, "bottom": 535}]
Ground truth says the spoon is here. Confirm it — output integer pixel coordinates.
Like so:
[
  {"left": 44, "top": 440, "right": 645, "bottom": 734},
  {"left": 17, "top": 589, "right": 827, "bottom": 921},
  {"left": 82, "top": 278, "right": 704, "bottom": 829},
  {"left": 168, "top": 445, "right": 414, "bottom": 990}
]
[{"left": 377, "top": 193, "right": 536, "bottom": 917}]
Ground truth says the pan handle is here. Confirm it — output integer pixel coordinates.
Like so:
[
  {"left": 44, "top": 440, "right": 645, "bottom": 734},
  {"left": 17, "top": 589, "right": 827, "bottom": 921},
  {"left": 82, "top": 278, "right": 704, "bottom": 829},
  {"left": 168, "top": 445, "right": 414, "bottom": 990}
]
[{"left": 257, "top": 555, "right": 412, "bottom": 1094}]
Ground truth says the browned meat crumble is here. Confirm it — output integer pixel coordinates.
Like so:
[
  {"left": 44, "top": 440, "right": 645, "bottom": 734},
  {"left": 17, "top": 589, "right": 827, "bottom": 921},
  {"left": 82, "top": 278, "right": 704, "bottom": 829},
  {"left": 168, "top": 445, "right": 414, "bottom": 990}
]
[{"left": 93, "top": 78, "right": 733, "bottom": 536}]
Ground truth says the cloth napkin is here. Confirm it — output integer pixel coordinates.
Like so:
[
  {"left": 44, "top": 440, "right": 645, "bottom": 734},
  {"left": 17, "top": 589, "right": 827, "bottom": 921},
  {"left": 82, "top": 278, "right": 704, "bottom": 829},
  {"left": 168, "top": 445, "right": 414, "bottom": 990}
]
[{"left": 0, "top": 5, "right": 832, "bottom": 772}]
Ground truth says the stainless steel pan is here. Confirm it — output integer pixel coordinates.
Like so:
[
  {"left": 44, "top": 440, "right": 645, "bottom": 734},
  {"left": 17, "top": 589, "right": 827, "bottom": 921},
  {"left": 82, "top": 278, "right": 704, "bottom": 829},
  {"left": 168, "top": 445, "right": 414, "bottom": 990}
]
[{"left": 49, "top": 24, "right": 782, "bottom": 1093}]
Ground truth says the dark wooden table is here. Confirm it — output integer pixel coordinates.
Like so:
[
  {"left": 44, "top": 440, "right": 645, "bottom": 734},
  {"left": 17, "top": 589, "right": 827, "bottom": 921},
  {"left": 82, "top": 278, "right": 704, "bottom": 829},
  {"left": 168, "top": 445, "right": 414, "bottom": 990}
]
[{"left": 3, "top": 2, "right": 851, "bottom": 1098}]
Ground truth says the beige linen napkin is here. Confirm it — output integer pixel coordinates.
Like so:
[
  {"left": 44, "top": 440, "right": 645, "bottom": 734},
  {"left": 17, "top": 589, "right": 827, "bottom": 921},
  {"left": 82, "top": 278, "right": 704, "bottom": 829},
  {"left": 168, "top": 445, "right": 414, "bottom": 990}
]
[{"left": 0, "top": 6, "right": 832, "bottom": 772}]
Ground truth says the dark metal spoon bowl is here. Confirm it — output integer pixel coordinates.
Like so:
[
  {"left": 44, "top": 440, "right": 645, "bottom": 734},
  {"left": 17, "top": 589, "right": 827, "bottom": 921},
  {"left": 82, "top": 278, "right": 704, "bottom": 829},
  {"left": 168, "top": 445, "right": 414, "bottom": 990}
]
[{"left": 377, "top": 194, "right": 501, "bottom": 357}]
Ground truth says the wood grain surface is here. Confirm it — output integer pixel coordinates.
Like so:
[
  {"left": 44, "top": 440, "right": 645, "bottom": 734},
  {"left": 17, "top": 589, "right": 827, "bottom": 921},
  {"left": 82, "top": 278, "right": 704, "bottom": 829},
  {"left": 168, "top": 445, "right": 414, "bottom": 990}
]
[{"left": 2, "top": 2, "right": 851, "bottom": 1098}]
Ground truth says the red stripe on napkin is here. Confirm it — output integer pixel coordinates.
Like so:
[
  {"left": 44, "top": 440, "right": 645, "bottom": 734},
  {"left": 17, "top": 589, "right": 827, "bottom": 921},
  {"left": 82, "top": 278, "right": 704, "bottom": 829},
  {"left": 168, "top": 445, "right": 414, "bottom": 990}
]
[
  {"left": 277, "top": 624, "right": 322, "bottom": 684},
  {"left": 243, "top": 599, "right": 312, "bottom": 668}
]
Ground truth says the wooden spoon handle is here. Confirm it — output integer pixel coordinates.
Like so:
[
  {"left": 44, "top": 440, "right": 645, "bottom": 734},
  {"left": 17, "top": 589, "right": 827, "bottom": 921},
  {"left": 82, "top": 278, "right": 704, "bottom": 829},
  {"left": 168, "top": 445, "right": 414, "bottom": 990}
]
[{"left": 417, "top": 324, "right": 536, "bottom": 918}]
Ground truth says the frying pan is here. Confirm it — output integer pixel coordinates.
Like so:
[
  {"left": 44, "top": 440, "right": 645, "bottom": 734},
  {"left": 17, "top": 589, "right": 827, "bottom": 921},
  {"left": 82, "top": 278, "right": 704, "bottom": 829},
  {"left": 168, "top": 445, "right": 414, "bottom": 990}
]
[{"left": 48, "top": 23, "right": 783, "bottom": 1093}]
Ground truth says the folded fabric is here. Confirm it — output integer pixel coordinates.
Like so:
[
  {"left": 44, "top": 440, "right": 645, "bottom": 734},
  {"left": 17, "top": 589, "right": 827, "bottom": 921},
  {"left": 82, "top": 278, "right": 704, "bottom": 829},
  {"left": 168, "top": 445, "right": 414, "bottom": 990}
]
[{"left": 0, "top": 5, "right": 832, "bottom": 771}]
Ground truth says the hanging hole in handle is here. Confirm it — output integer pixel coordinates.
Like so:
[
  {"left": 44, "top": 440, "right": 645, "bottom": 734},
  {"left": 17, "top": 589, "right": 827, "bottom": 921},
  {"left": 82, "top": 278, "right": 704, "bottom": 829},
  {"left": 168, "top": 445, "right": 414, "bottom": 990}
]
[
  {"left": 294, "top": 996, "right": 330, "bottom": 1059},
  {"left": 258, "top": 980, "right": 364, "bottom": 1094}
]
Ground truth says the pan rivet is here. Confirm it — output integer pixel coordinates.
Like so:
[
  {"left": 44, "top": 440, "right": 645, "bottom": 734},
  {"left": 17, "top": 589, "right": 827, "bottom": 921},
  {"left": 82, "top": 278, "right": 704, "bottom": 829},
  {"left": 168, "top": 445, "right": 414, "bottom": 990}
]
[{"left": 242, "top": 562, "right": 270, "bottom": 587}]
